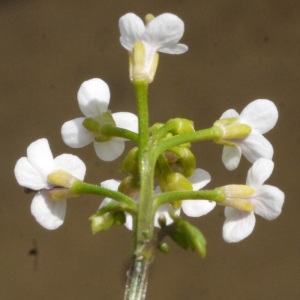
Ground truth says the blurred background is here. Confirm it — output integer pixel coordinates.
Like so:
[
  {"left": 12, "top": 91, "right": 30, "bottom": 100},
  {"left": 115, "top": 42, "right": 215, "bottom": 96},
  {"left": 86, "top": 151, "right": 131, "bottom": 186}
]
[{"left": 1, "top": 0, "right": 299, "bottom": 299}]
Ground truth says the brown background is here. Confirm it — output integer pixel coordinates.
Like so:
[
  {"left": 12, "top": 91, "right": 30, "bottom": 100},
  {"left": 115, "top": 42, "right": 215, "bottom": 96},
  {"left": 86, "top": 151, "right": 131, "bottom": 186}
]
[{"left": 1, "top": 1, "right": 299, "bottom": 299}]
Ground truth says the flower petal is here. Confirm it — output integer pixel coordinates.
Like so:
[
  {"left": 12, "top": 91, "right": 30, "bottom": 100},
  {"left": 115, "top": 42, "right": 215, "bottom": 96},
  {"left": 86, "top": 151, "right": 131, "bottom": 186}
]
[
  {"left": 220, "top": 109, "right": 239, "bottom": 119},
  {"left": 100, "top": 179, "right": 120, "bottom": 190},
  {"left": 239, "top": 131, "right": 273, "bottom": 164},
  {"left": 222, "top": 208, "right": 256, "bottom": 242},
  {"left": 188, "top": 168, "right": 211, "bottom": 190},
  {"left": 154, "top": 203, "right": 179, "bottom": 227},
  {"left": 246, "top": 158, "right": 274, "bottom": 187},
  {"left": 144, "top": 13, "right": 185, "bottom": 49},
  {"left": 93, "top": 139, "right": 125, "bottom": 161},
  {"left": 240, "top": 99, "right": 278, "bottom": 134},
  {"left": 112, "top": 112, "right": 139, "bottom": 136},
  {"left": 77, "top": 78, "right": 110, "bottom": 118},
  {"left": 14, "top": 157, "right": 48, "bottom": 190},
  {"left": 54, "top": 154, "right": 86, "bottom": 180},
  {"left": 159, "top": 43, "right": 188, "bottom": 54},
  {"left": 181, "top": 200, "right": 216, "bottom": 217},
  {"left": 31, "top": 192, "right": 66, "bottom": 230},
  {"left": 222, "top": 145, "right": 242, "bottom": 170},
  {"left": 61, "top": 118, "right": 94, "bottom": 148},
  {"left": 27, "top": 138, "right": 54, "bottom": 177},
  {"left": 119, "top": 13, "right": 145, "bottom": 51},
  {"left": 252, "top": 185, "right": 284, "bottom": 220}
]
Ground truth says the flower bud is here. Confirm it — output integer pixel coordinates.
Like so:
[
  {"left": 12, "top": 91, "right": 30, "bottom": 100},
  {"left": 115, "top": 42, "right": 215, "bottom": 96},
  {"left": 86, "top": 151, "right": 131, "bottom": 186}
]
[
  {"left": 167, "top": 146, "right": 196, "bottom": 177},
  {"left": 165, "top": 118, "right": 195, "bottom": 135},
  {"left": 120, "top": 147, "right": 139, "bottom": 175},
  {"left": 159, "top": 172, "right": 193, "bottom": 209},
  {"left": 118, "top": 176, "right": 140, "bottom": 200}
]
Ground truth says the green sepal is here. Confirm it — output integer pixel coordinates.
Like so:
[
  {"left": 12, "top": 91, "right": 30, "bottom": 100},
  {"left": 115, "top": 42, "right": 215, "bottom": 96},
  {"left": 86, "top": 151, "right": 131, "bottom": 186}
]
[{"left": 82, "top": 112, "right": 116, "bottom": 142}]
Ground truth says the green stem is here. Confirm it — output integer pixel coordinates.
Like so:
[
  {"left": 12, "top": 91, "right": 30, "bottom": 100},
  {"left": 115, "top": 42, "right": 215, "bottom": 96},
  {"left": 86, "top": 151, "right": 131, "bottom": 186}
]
[
  {"left": 154, "top": 189, "right": 225, "bottom": 208},
  {"left": 156, "top": 127, "right": 222, "bottom": 156},
  {"left": 101, "top": 125, "right": 138, "bottom": 142},
  {"left": 71, "top": 181, "right": 137, "bottom": 209},
  {"left": 124, "top": 80, "right": 156, "bottom": 300}
]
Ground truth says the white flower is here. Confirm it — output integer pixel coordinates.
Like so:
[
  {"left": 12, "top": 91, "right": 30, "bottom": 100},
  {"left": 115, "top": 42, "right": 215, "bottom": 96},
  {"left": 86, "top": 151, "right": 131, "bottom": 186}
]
[
  {"left": 99, "top": 168, "right": 213, "bottom": 230},
  {"left": 61, "top": 78, "right": 138, "bottom": 161},
  {"left": 119, "top": 13, "right": 188, "bottom": 82},
  {"left": 14, "top": 138, "right": 86, "bottom": 230},
  {"left": 220, "top": 99, "right": 278, "bottom": 170},
  {"left": 222, "top": 158, "right": 284, "bottom": 243}
]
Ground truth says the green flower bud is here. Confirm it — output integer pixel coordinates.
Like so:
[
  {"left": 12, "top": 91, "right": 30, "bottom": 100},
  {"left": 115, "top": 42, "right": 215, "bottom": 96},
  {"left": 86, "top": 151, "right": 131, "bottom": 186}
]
[
  {"left": 170, "top": 215, "right": 207, "bottom": 257},
  {"left": 89, "top": 212, "right": 115, "bottom": 234},
  {"left": 120, "top": 147, "right": 139, "bottom": 175},
  {"left": 118, "top": 176, "right": 140, "bottom": 199},
  {"left": 158, "top": 243, "right": 170, "bottom": 254},
  {"left": 167, "top": 146, "right": 196, "bottom": 177},
  {"left": 166, "top": 118, "right": 195, "bottom": 135},
  {"left": 159, "top": 172, "right": 193, "bottom": 209}
]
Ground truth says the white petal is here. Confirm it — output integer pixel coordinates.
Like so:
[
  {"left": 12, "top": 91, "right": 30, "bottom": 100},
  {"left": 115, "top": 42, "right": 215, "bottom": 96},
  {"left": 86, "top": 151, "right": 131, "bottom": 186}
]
[
  {"left": 222, "top": 145, "right": 242, "bottom": 170},
  {"left": 239, "top": 131, "right": 273, "bottom": 164},
  {"left": 154, "top": 203, "right": 179, "bottom": 228},
  {"left": 14, "top": 157, "right": 48, "bottom": 190},
  {"left": 31, "top": 192, "right": 66, "bottom": 230},
  {"left": 61, "top": 118, "right": 94, "bottom": 148},
  {"left": 77, "top": 78, "right": 110, "bottom": 118},
  {"left": 54, "top": 154, "right": 86, "bottom": 180},
  {"left": 252, "top": 185, "right": 284, "bottom": 220},
  {"left": 159, "top": 43, "right": 188, "bottom": 54},
  {"left": 144, "top": 13, "right": 185, "bottom": 49},
  {"left": 112, "top": 112, "right": 139, "bottom": 136},
  {"left": 93, "top": 139, "right": 125, "bottom": 161},
  {"left": 119, "top": 13, "right": 145, "bottom": 51},
  {"left": 100, "top": 179, "right": 120, "bottom": 191},
  {"left": 181, "top": 200, "right": 216, "bottom": 217},
  {"left": 124, "top": 213, "right": 133, "bottom": 230},
  {"left": 220, "top": 109, "right": 239, "bottom": 119},
  {"left": 222, "top": 208, "right": 256, "bottom": 243},
  {"left": 246, "top": 158, "right": 274, "bottom": 187},
  {"left": 27, "top": 138, "right": 54, "bottom": 177},
  {"left": 188, "top": 168, "right": 211, "bottom": 190},
  {"left": 240, "top": 99, "right": 278, "bottom": 133}
]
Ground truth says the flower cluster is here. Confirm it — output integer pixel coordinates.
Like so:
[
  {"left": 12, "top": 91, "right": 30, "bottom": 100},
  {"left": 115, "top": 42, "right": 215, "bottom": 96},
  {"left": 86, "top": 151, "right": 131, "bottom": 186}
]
[{"left": 14, "top": 12, "right": 284, "bottom": 249}]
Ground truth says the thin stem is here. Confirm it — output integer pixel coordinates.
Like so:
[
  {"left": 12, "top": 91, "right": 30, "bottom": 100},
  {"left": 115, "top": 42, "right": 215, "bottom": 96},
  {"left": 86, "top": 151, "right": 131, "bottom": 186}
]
[
  {"left": 156, "top": 127, "right": 222, "bottom": 156},
  {"left": 101, "top": 125, "right": 139, "bottom": 142},
  {"left": 124, "top": 80, "right": 156, "bottom": 300},
  {"left": 154, "top": 189, "right": 225, "bottom": 208},
  {"left": 71, "top": 181, "right": 137, "bottom": 209}
]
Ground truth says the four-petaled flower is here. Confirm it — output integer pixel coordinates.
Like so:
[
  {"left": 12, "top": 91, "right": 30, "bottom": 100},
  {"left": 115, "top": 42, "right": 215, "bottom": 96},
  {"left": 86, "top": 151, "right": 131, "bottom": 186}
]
[
  {"left": 99, "top": 168, "right": 213, "bottom": 230},
  {"left": 61, "top": 78, "right": 138, "bottom": 161},
  {"left": 222, "top": 158, "right": 284, "bottom": 243},
  {"left": 14, "top": 138, "right": 86, "bottom": 230},
  {"left": 219, "top": 99, "right": 278, "bottom": 170},
  {"left": 119, "top": 12, "right": 188, "bottom": 82}
]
